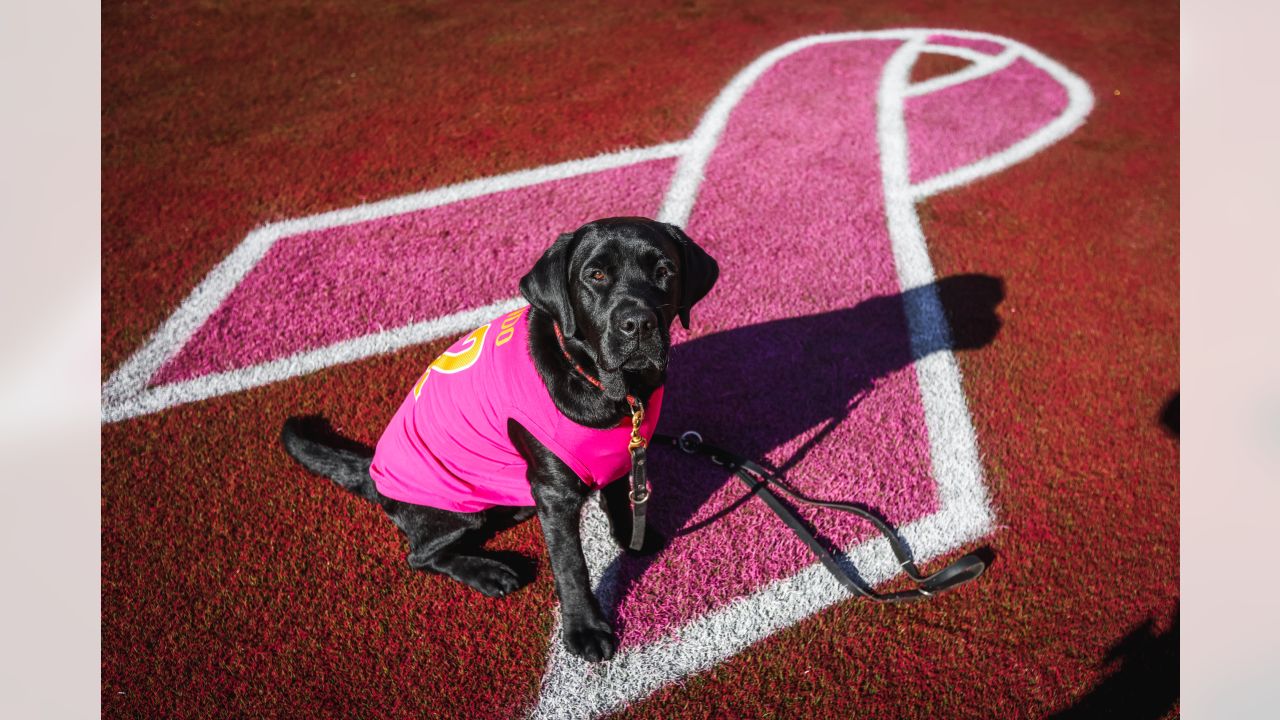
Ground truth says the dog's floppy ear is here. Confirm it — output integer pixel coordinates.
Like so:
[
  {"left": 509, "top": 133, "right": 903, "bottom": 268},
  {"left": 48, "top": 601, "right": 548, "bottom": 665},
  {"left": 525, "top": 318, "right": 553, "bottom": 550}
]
[
  {"left": 520, "top": 231, "right": 579, "bottom": 336},
  {"left": 660, "top": 223, "right": 719, "bottom": 329}
]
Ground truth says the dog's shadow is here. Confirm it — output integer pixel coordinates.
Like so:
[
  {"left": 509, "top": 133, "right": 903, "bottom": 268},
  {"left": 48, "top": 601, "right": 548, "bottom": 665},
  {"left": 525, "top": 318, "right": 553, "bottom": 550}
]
[{"left": 598, "top": 273, "right": 1005, "bottom": 625}]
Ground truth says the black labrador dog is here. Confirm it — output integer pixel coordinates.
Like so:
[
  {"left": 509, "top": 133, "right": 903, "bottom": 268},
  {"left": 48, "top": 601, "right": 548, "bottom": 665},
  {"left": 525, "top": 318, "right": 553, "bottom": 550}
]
[{"left": 281, "top": 217, "right": 718, "bottom": 662}]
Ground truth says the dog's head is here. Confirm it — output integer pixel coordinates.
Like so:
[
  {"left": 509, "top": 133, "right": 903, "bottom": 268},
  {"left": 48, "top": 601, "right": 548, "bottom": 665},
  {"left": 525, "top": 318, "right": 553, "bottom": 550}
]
[{"left": 520, "top": 217, "right": 718, "bottom": 377}]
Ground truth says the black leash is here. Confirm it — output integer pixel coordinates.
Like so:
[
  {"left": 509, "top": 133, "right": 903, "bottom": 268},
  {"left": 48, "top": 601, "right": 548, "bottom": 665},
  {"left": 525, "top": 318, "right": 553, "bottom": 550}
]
[{"left": 648, "top": 430, "right": 986, "bottom": 603}]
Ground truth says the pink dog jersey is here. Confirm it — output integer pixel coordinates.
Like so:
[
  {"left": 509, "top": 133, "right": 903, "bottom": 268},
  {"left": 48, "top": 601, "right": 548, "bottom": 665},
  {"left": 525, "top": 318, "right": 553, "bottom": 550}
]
[{"left": 369, "top": 306, "right": 664, "bottom": 512}]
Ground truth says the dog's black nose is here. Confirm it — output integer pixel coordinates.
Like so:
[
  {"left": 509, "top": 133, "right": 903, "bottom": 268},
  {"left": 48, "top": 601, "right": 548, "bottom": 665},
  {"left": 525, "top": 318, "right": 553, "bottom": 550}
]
[{"left": 616, "top": 308, "right": 657, "bottom": 337}]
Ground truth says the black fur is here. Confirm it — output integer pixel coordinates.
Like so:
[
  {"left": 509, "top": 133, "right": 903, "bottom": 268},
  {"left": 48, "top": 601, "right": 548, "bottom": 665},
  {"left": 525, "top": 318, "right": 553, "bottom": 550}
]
[
  {"left": 660, "top": 222, "right": 719, "bottom": 330},
  {"left": 280, "top": 417, "right": 377, "bottom": 501},
  {"left": 281, "top": 217, "right": 718, "bottom": 662},
  {"left": 519, "top": 231, "right": 580, "bottom": 338},
  {"left": 508, "top": 419, "right": 615, "bottom": 661}
]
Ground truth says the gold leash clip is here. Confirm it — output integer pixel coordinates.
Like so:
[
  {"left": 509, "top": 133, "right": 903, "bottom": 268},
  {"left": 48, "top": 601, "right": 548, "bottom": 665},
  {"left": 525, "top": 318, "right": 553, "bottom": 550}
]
[{"left": 627, "top": 402, "right": 647, "bottom": 452}]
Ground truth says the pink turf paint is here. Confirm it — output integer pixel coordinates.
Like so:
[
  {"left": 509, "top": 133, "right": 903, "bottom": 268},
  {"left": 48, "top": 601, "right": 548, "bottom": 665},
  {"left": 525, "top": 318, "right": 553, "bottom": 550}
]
[
  {"left": 153, "top": 158, "right": 677, "bottom": 383},
  {"left": 906, "top": 58, "right": 1070, "bottom": 186}
]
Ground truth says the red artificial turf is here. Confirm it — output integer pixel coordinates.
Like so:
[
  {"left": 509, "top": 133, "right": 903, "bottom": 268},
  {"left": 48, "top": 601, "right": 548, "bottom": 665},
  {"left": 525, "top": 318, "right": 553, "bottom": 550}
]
[{"left": 102, "top": 1, "right": 1178, "bottom": 718}]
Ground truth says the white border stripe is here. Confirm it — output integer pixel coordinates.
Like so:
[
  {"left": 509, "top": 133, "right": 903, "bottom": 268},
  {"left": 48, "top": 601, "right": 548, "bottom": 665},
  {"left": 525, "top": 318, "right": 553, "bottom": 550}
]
[
  {"left": 260, "top": 141, "right": 690, "bottom": 236},
  {"left": 102, "top": 225, "right": 282, "bottom": 407},
  {"left": 100, "top": 297, "right": 528, "bottom": 423},
  {"left": 879, "top": 34, "right": 996, "bottom": 575}
]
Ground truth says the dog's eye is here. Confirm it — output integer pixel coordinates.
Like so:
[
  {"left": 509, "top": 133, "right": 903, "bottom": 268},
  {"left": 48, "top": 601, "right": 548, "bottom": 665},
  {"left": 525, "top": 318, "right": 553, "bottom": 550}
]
[
  {"left": 589, "top": 270, "right": 608, "bottom": 283},
  {"left": 655, "top": 265, "right": 673, "bottom": 280}
]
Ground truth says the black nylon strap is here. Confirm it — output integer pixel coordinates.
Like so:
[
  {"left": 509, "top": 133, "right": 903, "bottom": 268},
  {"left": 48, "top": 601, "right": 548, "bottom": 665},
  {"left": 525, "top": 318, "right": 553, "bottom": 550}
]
[
  {"left": 651, "top": 431, "right": 985, "bottom": 603},
  {"left": 628, "top": 445, "right": 649, "bottom": 552}
]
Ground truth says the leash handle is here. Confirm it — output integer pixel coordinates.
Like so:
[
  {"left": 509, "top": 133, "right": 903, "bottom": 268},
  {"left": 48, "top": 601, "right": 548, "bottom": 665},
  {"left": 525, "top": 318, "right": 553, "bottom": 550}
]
[{"left": 653, "top": 431, "right": 986, "bottom": 603}]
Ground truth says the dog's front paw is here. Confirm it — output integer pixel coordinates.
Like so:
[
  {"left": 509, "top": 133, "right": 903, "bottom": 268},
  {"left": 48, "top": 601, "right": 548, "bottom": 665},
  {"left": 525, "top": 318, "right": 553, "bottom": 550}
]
[{"left": 563, "top": 616, "right": 616, "bottom": 662}]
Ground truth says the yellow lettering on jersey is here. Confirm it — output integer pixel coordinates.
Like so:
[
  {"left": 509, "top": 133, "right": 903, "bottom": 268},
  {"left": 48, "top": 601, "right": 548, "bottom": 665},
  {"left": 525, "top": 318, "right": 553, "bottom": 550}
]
[
  {"left": 494, "top": 307, "right": 525, "bottom": 348},
  {"left": 412, "top": 323, "right": 491, "bottom": 400}
]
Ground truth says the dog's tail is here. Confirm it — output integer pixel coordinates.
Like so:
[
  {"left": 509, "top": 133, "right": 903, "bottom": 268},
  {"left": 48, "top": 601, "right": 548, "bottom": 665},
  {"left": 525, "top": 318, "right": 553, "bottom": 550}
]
[{"left": 280, "top": 416, "right": 379, "bottom": 503}]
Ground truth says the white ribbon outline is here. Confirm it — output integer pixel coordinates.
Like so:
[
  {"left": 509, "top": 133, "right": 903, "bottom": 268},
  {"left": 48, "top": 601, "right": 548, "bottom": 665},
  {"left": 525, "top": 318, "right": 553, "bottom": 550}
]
[{"left": 98, "top": 27, "right": 1093, "bottom": 719}]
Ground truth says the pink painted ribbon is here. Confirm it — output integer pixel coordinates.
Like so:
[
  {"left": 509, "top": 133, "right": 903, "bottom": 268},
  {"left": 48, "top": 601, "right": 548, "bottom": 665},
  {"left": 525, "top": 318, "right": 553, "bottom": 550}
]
[{"left": 151, "top": 35, "right": 1073, "bottom": 648}]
